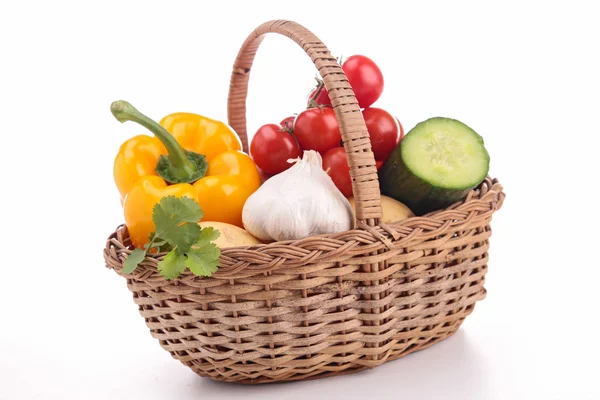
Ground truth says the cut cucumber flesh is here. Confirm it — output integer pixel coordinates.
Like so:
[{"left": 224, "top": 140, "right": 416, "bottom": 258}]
[
  {"left": 378, "top": 117, "right": 489, "bottom": 215},
  {"left": 402, "top": 118, "right": 489, "bottom": 189}
]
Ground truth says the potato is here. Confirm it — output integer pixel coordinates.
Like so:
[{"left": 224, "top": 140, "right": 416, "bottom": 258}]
[
  {"left": 347, "top": 195, "right": 414, "bottom": 226},
  {"left": 198, "top": 221, "right": 263, "bottom": 248}
]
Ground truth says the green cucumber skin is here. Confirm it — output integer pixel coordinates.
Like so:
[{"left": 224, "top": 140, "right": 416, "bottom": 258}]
[
  {"left": 378, "top": 150, "right": 475, "bottom": 215},
  {"left": 378, "top": 118, "right": 488, "bottom": 216}
]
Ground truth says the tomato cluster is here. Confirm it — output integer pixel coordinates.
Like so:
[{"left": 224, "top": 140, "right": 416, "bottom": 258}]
[{"left": 250, "top": 55, "right": 404, "bottom": 196}]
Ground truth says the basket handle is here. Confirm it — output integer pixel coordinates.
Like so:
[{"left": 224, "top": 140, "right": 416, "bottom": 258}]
[{"left": 227, "top": 20, "right": 382, "bottom": 224}]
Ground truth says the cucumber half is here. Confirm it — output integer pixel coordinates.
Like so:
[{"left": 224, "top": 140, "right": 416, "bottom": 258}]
[{"left": 378, "top": 117, "right": 489, "bottom": 215}]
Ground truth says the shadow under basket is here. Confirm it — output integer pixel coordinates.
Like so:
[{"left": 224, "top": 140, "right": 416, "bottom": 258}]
[{"left": 103, "top": 20, "right": 505, "bottom": 384}]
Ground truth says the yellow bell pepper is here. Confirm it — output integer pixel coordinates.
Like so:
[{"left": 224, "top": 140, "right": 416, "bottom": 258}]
[{"left": 111, "top": 101, "right": 260, "bottom": 248}]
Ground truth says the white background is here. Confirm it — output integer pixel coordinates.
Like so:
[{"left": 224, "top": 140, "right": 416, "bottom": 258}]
[{"left": 1, "top": 1, "right": 599, "bottom": 399}]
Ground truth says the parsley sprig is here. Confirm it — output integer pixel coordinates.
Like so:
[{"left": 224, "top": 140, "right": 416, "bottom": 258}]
[{"left": 123, "top": 196, "right": 221, "bottom": 280}]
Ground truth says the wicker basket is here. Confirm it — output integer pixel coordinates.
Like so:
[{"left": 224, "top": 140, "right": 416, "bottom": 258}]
[{"left": 104, "top": 20, "right": 505, "bottom": 384}]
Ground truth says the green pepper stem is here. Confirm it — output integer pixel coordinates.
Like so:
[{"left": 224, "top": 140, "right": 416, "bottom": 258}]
[
  {"left": 111, "top": 100, "right": 191, "bottom": 169},
  {"left": 111, "top": 100, "right": 208, "bottom": 184}
]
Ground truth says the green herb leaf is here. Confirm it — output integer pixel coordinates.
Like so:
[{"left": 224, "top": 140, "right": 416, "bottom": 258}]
[
  {"left": 123, "top": 248, "right": 146, "bottom": 274},
  {"left": 198, "top": 226, "right": 220, "bottom": 243},
  {"left": 183, "top": 227, "right": 221, "bottom": 276},
  {"left": 185, "top": 243, "right": 221, "bottom": 277},
  {"left": 157, "top": 249, "right": 187, "bottom": 280},
  {"left": 152, "top": 196, "right": 203, "bottom": 252},
  {"left": 147, "top": 232, "right": 172, "bottom": 253},
  {"left": 166, "top": 223, "right": 201, "bottom": 253},
  {"left": 153, "top": 195, "right": 203, "bottom": 233},
  {"left": 144, "top": 196, "right": 221, "bottom": 280}
]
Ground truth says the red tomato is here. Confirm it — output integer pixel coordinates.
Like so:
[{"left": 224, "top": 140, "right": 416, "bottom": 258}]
[
  {"left": 306, "top": 84, "right": 331, "bottom": 107},
  {"left": 362, "top": 107, "right": 399, "bottom": 161},
  {"left": 250, "top": 124, "right": 302, "bottom": 175},
  {"left": 396, "top": 117, "right": 405, "bottom": 144},
  {"left": 342, "top": 55, "right": 384, "bottom": 109},
  {"left": 322, "top": 147, "right": 353, "bottom": 197},
  {"left": 280, "top": 116, "right": 295, "bottom": 133},
  {"left": 376, "top": 160, "right": 383, "bottom": 170},
  {"left": 293, "top": 108, "right": 341, "bottom": 153}
]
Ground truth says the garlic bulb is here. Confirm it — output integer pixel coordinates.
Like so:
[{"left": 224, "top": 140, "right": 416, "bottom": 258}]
[{"left": 242, "top": 150, "right": 354, "bottom": 242}]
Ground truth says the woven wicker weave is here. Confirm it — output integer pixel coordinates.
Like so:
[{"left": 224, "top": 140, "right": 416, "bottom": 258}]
[{"left": 104, "top": 20, "right": 505, "bottom": 384}]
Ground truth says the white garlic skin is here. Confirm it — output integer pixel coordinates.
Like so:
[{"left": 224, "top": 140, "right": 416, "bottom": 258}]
[{"left": 242, "top": 150, "right": 354, "bottom": 242}]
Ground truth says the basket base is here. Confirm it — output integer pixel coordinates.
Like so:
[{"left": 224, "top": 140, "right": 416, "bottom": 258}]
[{"left": 183, "top": 315, "right": 465, "bottom": 385}]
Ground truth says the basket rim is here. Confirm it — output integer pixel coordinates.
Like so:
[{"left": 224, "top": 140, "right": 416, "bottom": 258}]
[{"left": 105, "top": 177, "right": 504, "bottom": 280}]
